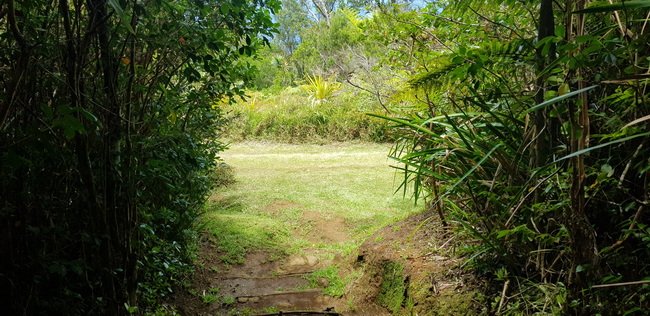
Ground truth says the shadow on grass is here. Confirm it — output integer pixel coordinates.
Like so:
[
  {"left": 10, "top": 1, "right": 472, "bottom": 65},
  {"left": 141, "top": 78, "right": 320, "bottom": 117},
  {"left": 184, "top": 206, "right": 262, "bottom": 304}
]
[
  {"left": 207, "top": 194, "right": 246, "bottom": 214},
  {"left": 203, "top": 195, "right": 289, "bottom": 264}
]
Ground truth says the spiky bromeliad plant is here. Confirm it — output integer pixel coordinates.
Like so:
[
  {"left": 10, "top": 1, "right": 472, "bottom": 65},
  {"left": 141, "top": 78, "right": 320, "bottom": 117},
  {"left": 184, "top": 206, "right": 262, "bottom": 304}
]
[{"left": 300, "top": 74, "right": 342, "bottom": 106}]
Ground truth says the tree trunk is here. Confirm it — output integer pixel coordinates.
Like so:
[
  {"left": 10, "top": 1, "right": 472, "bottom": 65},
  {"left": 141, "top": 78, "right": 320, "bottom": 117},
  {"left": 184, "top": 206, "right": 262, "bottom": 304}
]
[
  {"left": 531, "top": 0, "right": 555, "bottom": 197},
  {"left": 567, "top": 0, "right": 599, "bottom": 291}
]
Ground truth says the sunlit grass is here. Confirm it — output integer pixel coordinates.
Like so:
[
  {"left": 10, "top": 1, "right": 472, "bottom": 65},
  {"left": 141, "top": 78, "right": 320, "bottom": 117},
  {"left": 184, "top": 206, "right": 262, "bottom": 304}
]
[
  {"left": 204, "top": 142, "right": 422, "bottom": 263},
  {"left": 304, "top": 265, "right": 345, "bottom": 297}
]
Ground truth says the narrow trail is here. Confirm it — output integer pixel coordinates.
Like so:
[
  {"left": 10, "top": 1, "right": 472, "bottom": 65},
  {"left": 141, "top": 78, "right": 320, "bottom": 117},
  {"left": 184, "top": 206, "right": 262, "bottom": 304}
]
[{"left": 170, "top": 142, "right": 476, "bottom": 315}]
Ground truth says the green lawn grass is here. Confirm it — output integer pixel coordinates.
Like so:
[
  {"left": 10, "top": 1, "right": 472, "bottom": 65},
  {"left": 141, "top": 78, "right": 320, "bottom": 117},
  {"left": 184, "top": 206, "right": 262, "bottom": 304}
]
[{"left": 204, "top": 142, "right": 422, "bottom": 263}]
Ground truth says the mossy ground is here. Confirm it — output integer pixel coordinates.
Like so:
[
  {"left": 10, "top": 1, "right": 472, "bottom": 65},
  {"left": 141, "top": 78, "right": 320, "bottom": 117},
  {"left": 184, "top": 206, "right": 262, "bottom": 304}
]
[
  {"left": 351, "top": 210, "right": 488, "bottom": 315},
  {"left": 377, "top": 261, "right": 407, "bottom": 313}
]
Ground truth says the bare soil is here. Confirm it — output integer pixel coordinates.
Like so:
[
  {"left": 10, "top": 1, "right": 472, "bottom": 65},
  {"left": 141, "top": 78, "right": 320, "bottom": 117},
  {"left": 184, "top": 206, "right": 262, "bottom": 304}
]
[{"left": 301, "top": 211, "right": 350, "bottom": 244}]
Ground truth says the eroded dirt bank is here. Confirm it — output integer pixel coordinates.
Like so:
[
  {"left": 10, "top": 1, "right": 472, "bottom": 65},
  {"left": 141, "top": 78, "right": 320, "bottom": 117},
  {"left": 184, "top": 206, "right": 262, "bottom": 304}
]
[{"left": 171, "top": 211, "right": 484, "bottom": 315}]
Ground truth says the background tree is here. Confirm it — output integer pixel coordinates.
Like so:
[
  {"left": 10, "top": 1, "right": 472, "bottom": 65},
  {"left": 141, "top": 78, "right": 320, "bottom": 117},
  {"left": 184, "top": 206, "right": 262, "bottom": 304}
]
[
  {"left": 302, "top": 0, "right": 338, "bottom": 26},
  {"left": 276, "top": 0, "right": 312, "bottom": 56}
]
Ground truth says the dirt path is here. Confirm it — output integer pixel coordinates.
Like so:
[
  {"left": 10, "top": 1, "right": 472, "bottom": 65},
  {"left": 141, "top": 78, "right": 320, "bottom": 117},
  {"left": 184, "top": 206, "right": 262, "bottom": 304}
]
[{"left": 169, "top": 143, "right": 481, "bottom": 315}]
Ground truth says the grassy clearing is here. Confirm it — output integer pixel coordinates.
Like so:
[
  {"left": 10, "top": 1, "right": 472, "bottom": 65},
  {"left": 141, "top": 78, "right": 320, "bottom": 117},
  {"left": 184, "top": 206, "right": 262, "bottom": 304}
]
[{"left": 203, "top": 142, "right": 422, "bottom": 264}]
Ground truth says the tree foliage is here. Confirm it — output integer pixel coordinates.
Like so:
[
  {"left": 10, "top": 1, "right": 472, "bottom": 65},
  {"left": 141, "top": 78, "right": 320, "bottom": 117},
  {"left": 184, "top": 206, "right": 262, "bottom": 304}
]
[
  {"left": 368, "top": 0, "right": 650, "bottom": 313},
  {"left": 0, "top": 0, "right": 278, "bottom": 314}
]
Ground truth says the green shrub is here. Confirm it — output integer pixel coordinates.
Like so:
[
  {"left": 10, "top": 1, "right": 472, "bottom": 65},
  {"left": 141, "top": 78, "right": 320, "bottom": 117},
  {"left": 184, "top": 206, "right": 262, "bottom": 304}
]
[
  {"left": 0, "top": 0, "right": 277, "bottom": 313},
  {"left": 220, "top": 87, "right": 391, "bottom": 143},
  {"left": 300, "top": 75, "right": 342, "bottom": 106}
]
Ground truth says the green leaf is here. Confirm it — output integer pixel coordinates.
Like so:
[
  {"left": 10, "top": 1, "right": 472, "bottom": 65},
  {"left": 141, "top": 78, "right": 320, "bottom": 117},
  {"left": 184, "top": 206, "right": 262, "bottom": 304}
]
[
  {"left": 536, "top": 36, "right": 556, "bottom": 48},
  {"left": 367, "top": 113, "right": 438, "bottom": 138},
  {"left": 139, "top": 224, "right": 155, "bottom": 235},
  {"left": 108, "top": 0, "right": 135, "bottom": 34},
  {"left": 433, "top": 143, "right": 503, "bottom": 209},
  {"left": 184, "top": 66, "right": 201, "bottom": 82},
  {"left": 497, "top": 229, "right": 511, "bottom": 239},
  {"left": 573, "top": 0, "right": 650, "bottom": 14},
  {"left": 220, "top": 4, "right": 230, "bottom": 15},
  {"left": 553, "top": 131, "right": 650, "bottom": 164},
  {"left": 526, "top": 85, "right": 599, "bottom": 113},
  {"left": 624, "top": 308, "right": 643, "bottom": 315},
  {"left": 108, "top": 0, "right": 124, "bottom": 15},
  {"left": 388, "top": 156, "right": 451, "bottom": 181},
  {"left": 41, "top": 103, "right": 54, "bottom": 121},
  {"left": 169, "top": 109, "right": 177, "bottom": 124},
  {"left": 53, "top": 115, "right": 85, "bottom": 139},
  {"left": 77, "top": 108, "right": 101, "bottom": 127},
  {"left": 575, "top": 35, "right": 599, "bottom": 43},
  {"left": 601, "top": 164, "right": 614, "bottom": 177}
]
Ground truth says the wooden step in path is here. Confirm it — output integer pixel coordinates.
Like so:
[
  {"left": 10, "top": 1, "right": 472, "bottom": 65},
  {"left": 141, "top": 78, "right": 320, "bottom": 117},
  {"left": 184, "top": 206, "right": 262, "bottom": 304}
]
[
  {"left": 200, "top": 252, "right": 342, "bottom": 315},
  {"left": 252, "top": 311, "right": 341, "bottom": 316}
]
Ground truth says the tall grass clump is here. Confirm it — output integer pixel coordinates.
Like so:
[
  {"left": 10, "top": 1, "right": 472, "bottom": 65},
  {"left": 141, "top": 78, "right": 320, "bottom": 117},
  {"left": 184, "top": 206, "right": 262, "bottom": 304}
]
[{"left": 219, "top": 85, "right": 391, "bottom": 143}]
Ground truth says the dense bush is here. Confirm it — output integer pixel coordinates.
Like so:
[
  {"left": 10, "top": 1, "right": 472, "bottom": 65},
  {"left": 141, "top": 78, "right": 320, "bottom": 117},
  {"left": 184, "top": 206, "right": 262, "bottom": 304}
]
[
  {"left": 369, "top": 2, "right": 650, "bottom": 314},
  {"left": 0, "top": 0, "right": 277, "bottom": 314},
  {"left": 221, "top": 86, "right": 391, "bottom": 143}
]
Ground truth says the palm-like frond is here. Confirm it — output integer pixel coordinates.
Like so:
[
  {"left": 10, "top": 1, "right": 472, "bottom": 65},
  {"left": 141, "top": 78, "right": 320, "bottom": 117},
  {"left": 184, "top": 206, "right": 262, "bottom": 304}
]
[
  {"left": 300, "top": 74, "right": 341, "bottom": 105},
  {"left": 409, "top": 38, "right": 535, "bottom": 91}
]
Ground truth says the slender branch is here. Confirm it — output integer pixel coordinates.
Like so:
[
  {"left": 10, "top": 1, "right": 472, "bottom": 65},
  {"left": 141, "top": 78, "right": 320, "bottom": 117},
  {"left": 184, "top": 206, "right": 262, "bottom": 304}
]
[
  {"left": 384, "top": 13, "right": 452, "bottom": 51},
  {"left": 608, "top": 0, "right": 628, "bottom": 38},
  {"left": 345, "top": 77, "right": 390, "bottom": 113},
  {"left": 300, "top": 0, "right": 320, "bottom": 23},
  {"left": 641, "top": 11, "right": 650, "bottom": 35},
  {"left": 422, "top": 13, "right": 481, "bottom": 27},
  {"left": 7, "top": 0, "right": 26, "bottom": 48},
  {"left": 505, "top": 168, "right": 561, "bottom": 227},
  {"left": 496, "top": 279, "right": 510, "bottom": 314},
  {"left": 467, "top": 6, "right": 535, "bottom": 50},
  {"left": 592, "top": 280, "right": 650, "bottom": 289},
  {"left": 618, "top": 143, "right": 644, "bottom": 187},
  {"left": 310, "top": 0, "right": 331, "bottom": 26},
  {"left": 602, "top": 204, "right": 645, "bottom": 254},
  {"left": 1, "top": 0, "right": 30, "bottom": 129}
]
